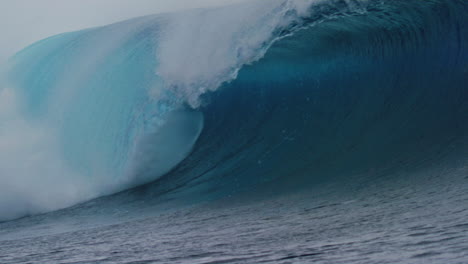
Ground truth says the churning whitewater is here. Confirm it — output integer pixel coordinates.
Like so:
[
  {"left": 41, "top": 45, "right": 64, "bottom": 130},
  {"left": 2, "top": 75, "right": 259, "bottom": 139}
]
[{"left": 0, "top": 0, "right": 467, "bottom": 262}]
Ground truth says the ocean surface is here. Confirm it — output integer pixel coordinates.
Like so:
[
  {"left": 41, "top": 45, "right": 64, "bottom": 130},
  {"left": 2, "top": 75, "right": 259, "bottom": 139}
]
[{"left": 0, "top": 0, "right": 467, "bottom": 263}]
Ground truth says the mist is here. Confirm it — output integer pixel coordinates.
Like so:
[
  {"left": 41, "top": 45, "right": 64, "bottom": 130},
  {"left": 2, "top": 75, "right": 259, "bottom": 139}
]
[{"left": 0, "top": 0, "right": 245, "bottom": 62}]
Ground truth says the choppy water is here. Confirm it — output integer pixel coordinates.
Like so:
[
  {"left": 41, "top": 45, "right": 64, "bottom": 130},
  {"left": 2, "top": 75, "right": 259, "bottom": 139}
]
[{"left": 1, "top": 161, "right": 467, "bottom": 264}]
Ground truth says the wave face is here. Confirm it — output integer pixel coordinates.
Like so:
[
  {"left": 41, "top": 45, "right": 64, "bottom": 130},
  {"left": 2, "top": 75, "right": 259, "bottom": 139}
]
[{"left": 1, "top": 0, "right": 467, "bottom": 221}]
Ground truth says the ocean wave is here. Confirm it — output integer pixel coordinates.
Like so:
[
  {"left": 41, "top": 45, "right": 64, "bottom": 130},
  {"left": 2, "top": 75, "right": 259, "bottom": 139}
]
[{"left": 1, "top": 0, "right": 467, "bottom": 221}]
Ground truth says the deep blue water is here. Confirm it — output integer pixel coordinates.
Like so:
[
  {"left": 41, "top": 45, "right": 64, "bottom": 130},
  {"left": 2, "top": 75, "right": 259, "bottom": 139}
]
[{"left": 0, "top": 0, "right": 467, "bottom": 263}]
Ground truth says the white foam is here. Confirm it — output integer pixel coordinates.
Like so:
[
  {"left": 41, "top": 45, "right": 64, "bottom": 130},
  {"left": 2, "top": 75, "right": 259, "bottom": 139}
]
[
  {"left": 0, "top": 88, "right": 204, "bottom": 221},
  {"left": 0, "top": 89, "right": 98, "bottom": 221},
  {"left": 156, "top": 0, "right": 320, "bottom": 107}
]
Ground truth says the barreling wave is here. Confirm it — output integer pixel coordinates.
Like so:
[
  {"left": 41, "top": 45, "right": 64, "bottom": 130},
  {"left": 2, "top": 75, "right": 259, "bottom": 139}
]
[{"left": 1, "top": 0, "right": 467, "bottom": 221}]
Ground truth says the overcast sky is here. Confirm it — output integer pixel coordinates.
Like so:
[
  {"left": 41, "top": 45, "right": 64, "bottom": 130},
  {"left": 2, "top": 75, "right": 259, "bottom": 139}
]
[{"left": 0, "top": 0, "right": 245, "bottom": 61}]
